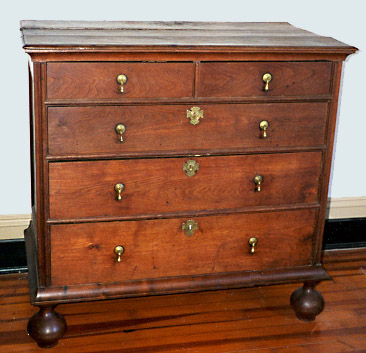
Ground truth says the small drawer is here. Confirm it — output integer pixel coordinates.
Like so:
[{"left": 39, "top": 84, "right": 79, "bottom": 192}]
[
  {"left": 50, "top": 209, "right": 315, "bottom": 286},
  {"left": 46, "top": 62, "right": 195, "bottom": 100},
  {"left": 198, "top": 62, "right": 332, "bottom": 97},
  {"left": 48, "top": 152, "right": 322, "bottom": 220},
  {"left": 47, "top": 102, "right": 328, "bottom": 156}
]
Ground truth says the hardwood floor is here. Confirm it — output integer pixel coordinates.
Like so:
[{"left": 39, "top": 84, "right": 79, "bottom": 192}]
[{"left": 1, "top": 249, "right": 365, "bottom": 352}]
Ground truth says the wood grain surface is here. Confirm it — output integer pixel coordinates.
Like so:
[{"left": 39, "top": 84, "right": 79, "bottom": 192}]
[
  {"left": 48, "top": 152, "right": 322, "bottom": 220},
  {"left": 50, "top": 209, "right": 315, "bottom": 286},
  {"left": 47, "top": 102, "right": 328, "bottom": 157},
  {"left": 1, "top": 249, "right": 365, "bottom": 352},
  {"left": 199, "top": 62, "right": 332, "bottom": 97},
  {"left": 20, "top": 20, "right": 359, "bottom": 349},
  {"left": 20, "top": 21, "right": 355, "bottom": 48},
  {"left": 46, "top": 62, "right": 195, "bottom": 100}
]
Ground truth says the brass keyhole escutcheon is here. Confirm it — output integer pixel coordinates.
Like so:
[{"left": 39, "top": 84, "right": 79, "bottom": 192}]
[
  {"left": 114, "top": 245, "right": 124, "bottom": 262},
  {"left": 114, "top": 183, "right": 125, "bottom": 201},
  {"left": 186, "top": 106, "right": 203, "bottom": 125},
  {"left": 248, "top": 237, "right": 258, "bottom": 254},
  {"left": 262, "top": 73, "right": 272, "bottom": 92},
  {"left": 259, "top": 120, "right": 269, "bottom": 139},
  {"left": 115, "top": 123, "right": 126, "bottom": 142},
  {"left": 182, "top": 219, "right": 199, "bottom": 236},
  {"left": 254, "top": 175, "right": 263, "bottom": 192},
  {"left": 183, "top": 160, "right": 199, "bottom": 177},
  {"left": 116, "top": 74, "right": 128, "bottom": 93}
]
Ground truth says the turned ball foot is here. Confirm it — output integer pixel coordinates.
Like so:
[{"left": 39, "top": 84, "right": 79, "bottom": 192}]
[
  {"left": 290, "top": 282, "right": 324, "bottom": 321},
  {"left": 27, "top": 306, "right": 67, "bottom": 348}
]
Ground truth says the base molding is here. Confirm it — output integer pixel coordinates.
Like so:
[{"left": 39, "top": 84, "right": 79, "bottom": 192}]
[{"left": 33, "top": 266, "right": 329, "bottom": 305}]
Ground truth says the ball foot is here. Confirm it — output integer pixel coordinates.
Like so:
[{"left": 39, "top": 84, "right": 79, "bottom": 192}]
[
  {"left": 27, "top": 306, "right": 67, "bottom": 348},
  {"left": 290, "top": 282, "right": 324, "bottom": 321}
]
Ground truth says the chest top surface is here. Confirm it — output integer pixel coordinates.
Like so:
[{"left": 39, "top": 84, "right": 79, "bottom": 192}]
[{"left": 20, "top": 20, "right": 356, "bottom": 51}]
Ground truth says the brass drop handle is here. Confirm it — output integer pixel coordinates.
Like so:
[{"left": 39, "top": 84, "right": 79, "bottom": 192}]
[
  {"left": 114, "top": 183, "right": 125, "bottom": 201},
  {"left": 116, "top": 74, "right": 128, "bottom": 93},
  {"left": 259, "top": 120, "right": 269, "bottom": 139},
  {"left": 254, "top": 175, "right": 263, "bottom": 192},
  {"left": 248, "top": 237, "right": 258, "bottom": 254},
  {"left": 115, "top": 123, "right": 126, "bottom": 142},
  {"left": 114, "top": 245, "right": 124, "bottom": 262},
  {"left": 262, "top": 73, "right": 272, "bottom": 92},
  {"left": 182, "top": 219, "right": 198, "bottom": 236}
]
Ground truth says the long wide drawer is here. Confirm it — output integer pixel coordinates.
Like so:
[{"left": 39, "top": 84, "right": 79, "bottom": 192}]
[
  {"left": 50, "top": 209, "right": 316, "bottom": 286},
  {"left": 48, "top": 152, "right": 322, "bottom": 220},
  {"left": 46, "top": 62, "right": 195, "bottom": 100},
  {"left": 198, "top": 62, "right": 332, "bottom": 97},
  {"left": 47, "top": 102, "right": 328, "bottom": 156}
]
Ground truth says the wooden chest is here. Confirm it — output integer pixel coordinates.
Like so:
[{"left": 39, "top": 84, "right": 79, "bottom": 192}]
[{"left": 21, "top": 21, "right": 356, "bottom": 348}]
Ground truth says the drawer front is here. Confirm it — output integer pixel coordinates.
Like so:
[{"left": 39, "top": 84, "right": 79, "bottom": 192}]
[
  {"left": 46, "top": 62, "right": 195, "bottom": 99},
  {"left": 48, "top": 102, "right": 328, "bottom": 156},
  {"left": 48, "top": 152, "right": 321, "bottom": 220},
  {"left": 50, "top": 209, "right": 315, "bottom": 286},
  {"left": 198, "top": 62, "right": 332, "bottom": 97}
]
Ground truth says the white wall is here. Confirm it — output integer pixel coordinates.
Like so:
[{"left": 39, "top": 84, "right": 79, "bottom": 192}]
[{"left": 0, "top": 0, "right": 364, "bottom": 215}]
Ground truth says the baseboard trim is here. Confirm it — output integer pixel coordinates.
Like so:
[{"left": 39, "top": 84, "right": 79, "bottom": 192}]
[
  {"left": 0, "top": 214, "right": 31, "bottom": 240},
  {"left": 327, "top": 196, "right": 366, "bottom": 219}
]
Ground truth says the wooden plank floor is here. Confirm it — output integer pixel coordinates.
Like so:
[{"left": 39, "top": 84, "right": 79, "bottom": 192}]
[{"left": 0, "top": 249, "right": 365, "bottom": 352}]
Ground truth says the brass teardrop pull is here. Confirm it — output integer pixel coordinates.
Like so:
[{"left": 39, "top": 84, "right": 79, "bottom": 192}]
[
  {"left": 253, "top": 175, "right": 263, "bottom": 192},
  {"left": 114, "top": 183, "right": 125, "bottom": 201},
  {"left": 115, "top": 123, "right": 126, "bottom": 142},
  {"left": 114, "top": 245, "right": 124, "bottom": 262},
  {"left": 248, "top": 237, "right": 258, "bottom": 254},
  {"left": 259, "top": 120, "right": 269, "bottom": 139},
  {"left": 116, "top": 74, "right": 128, "bottom": 93},
  {"left": 262, "top": 73, "right": 272, "bottom": 92}
]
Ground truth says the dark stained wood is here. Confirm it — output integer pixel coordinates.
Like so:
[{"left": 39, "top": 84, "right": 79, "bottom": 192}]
[
  {"left": 27, "top": 306, "right": 66, "bottom": 348},
  {"left": 199, "top": 62, "right": 332, "bottom": 97},
  {"left": 24, "top": 222, "right": 38, "bottom": 302},
  {"left": 47, "top": 103, "right": 328, "bottom": 157},
  {"left": 35, "top": 266, "right": 328, "bottom": 305},
  {"left": 31, "top": 62, "right": 49, "bottom": 287},
  {"left": 40, "top": 63, "right": 52, "bottom": 287},
  {"left": 45, "top": 203, "right": 321, "bottom": 225},
  {"left": 47, "top": 62, "right": 195, "bottom": 100},
  {"left": 312, "top": 62, "right": 345, "bottom": 265},
  {"left": 290, "top": 282, "right": 325, "bottom": 321},
  {"left": 44, "top": 95, "right": 333, "bottom": 106},
  {"left": 21, "top": 21, "right": 357, "bottom": 347},
  {"left": 48, "top": 152, "right": 322, "bottom": 220},
  {"left": 0, "top": 249, "right": 365, "bottom": 352},
  {"left": 21, "top": 21, "right": 356, "bottom": 49},
  {"left": 26, "top": 50, "right": 357, "bottom": 64},
  {"left": 50, "top": 209, "right": 315, "bottom": 286}
]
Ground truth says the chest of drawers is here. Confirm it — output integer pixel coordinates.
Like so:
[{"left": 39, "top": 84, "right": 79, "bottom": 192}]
[{"left": 21, "top": 21, "right": 356, "bottom": 348}]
